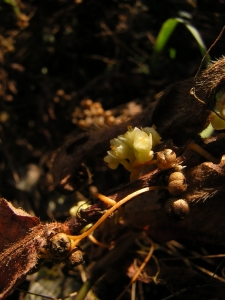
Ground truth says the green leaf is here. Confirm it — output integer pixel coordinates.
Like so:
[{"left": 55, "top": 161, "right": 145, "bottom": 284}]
[
  {"left": 153, "top": 17, "right": 210, "bottom": 64},
  {"left": 154, "top": 18, "right": 178, "bottom": 54}
]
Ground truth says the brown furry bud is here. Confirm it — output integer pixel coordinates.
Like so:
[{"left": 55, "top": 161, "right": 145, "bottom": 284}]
[
  {"left": 48, "top": 233, "right": 71, "bottom": 259},
  {"left": 164, "top": 198, "right": 190, "bottom": 221},
  {"left": 156, "top": 149, "right": 176, "bottom": 170},
  {"left": 65, "top": 247, "right": 84, "bottom": 268},
  {"left": 168, "top": 172, "right": 187, "bottom": 196}
]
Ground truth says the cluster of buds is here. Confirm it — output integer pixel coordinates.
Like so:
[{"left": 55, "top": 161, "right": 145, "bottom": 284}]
[
  {"left": 104, "top": 126, "right": 191, "bottom": 221},
  {"left": 104, "top": 126, "right": 161, "bottom": 173},
  {"left": 164, "top": 171, "right": 189, "bottom": 221}
]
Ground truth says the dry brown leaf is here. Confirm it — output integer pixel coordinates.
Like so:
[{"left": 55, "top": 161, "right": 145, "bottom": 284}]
[{"left": 0, "top": 199, "right": 87, "bottom": 299}]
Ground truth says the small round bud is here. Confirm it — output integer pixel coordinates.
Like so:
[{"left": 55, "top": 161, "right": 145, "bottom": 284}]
[
  {"left": 164, "top": 198, "right": 190, "bottom": 221},
  {"left": 48, "top": 233, "right": 71, "bottom": 259},
  {"left": 168, "top": 172, "right": 187, "bottom": 196},
  {"left": 156, "top": 149, "right": 176, "bottom": 170},
  {"left": 65, "top": 247, "right": 84, "bottom": 268}
]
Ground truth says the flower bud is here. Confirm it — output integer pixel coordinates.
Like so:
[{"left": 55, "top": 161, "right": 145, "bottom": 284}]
[
  {"left": 65, "top": 247, "right": 84, "bottom": 268},
  {"left": 156, "top": 149, "right": 176, "bottom": 170},
  {"left": 104, "top": 126, "right": 161, "bottom": 171},
  {"left": 164, "top": 198, "right": 190, "bottom": 221},
  {"left": 48, "top": 233, "right": 71, "bottom": 259},
  {"left": 168, "top": 172, "right": 187, "bottom": 196}
]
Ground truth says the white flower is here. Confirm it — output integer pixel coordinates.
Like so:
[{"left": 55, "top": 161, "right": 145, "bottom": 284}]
[{"left": 104, "top": 126, "right": 161, "bottom": 171}]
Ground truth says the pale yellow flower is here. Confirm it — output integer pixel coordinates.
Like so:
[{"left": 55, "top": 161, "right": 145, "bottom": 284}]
[{"left": 104, "top": 126, "right": 161, "bottom": 171}]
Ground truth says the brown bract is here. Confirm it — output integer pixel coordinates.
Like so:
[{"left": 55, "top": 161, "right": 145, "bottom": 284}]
[
  {"left": 0, "top": 199, "right": 63, "bottom": 299},
  {"left": 0, "top": 198, "right": 42, "bottom": 298}
]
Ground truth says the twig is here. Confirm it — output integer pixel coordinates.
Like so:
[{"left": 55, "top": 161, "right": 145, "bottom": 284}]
[
  {"left": 116, "top": 234, "right": 155, "bottom": 300},
  {"left": 68, "top": 186, "right": 157, "bottom": 247},
  {"left": 75, "top": 231, "right": 141, "bottom": 300}
]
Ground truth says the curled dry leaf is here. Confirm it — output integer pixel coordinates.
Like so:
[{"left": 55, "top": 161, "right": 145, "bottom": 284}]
[
  {"left": 0, "top": 198, "right": 40, "bottom": 253},
  {"left": 0, "top": 199, "right": 41, "bottom": 298},
  {"left": 0, "top": 198, "right": 62, "bottom": 299}
]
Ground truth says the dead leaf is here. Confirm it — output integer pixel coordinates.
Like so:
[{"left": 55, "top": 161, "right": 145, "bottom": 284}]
[
  {"left": 0, "top": 198, "right": 40, "bottom": 253},
  {"left": 0, "top": 199, "right": 65, "bottom": 299}
]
